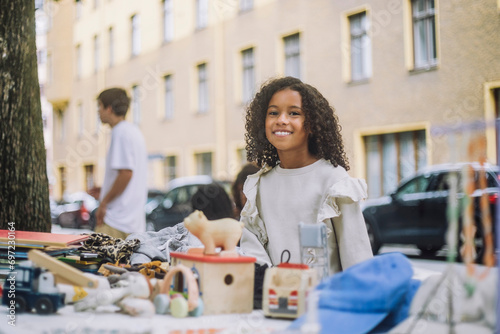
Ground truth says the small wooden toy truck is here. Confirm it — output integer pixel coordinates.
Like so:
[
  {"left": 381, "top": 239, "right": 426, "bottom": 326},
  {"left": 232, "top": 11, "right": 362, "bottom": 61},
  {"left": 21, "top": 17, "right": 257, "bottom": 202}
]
[
  {"left": 1, "top": 262, "right": 65, "bottom": 314},
  {"left": 1, "top": 249, "right": 99, "bottom": 314}
]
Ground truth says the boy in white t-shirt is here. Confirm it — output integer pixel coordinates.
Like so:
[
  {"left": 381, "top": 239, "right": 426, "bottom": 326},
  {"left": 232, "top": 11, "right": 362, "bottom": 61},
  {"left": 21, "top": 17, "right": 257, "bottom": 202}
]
[{"left": 95, "top": 88, "right": 148, "bottom": 239}]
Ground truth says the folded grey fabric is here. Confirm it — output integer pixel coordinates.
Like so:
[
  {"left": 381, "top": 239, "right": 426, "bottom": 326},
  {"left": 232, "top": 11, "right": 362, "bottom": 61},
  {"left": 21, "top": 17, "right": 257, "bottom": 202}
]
[{"left": 126, "top": 222, "right": 203, "bottom": 265}]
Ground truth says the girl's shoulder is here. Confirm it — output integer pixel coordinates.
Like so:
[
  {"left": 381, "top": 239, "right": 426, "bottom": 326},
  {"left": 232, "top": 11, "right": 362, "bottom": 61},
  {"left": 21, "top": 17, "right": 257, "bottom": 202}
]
[
  {"left": 242, "top": 164, "right": 271, "bottom": 193},
  {"left": 314, "top": 159, "right": 367, "bottom": 200}
]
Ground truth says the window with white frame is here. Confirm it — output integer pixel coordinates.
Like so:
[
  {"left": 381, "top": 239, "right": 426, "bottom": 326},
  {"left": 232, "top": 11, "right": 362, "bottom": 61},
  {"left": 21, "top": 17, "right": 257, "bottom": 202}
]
[
  {"left": 76, "top": 44, "right": 82, "bottom": 79},
  {"left": 84, "top": 165, "right": 95, "bottom": 191},
  {"left": 195, "top": 152, "right": 212, "bottom": 176},
  {"left": 163, "top": 0, "right": 174, "bottom": 42},
  {"left": 349, "top": 12, "right": 371, "bottom": 81},
  {"left": 164, "top": 75, "right": 174, "bottom": 120},
  {"left": 108, "top": 27, "right": 114, "bottom": 68},
  {"left": 132, "top": 85, "right": 141, "bottom": 125},
  {"left": 364, "top": 130, "right": 427, "bottom": 198},
  {"left": 237, "top": 148, "right": 247, "bottom": 167},
  {"left": 495, "top": 88, "right": 500, "bottom": 118},
  {"left": 78, "top": 102, "right": 84, "bottom": 136},
  {"left": 59, "top": 166, "right": 66, "bottom": 196},
  {"left": 76, "top": 1, "right": 82, "bottom": 19},
  {"left": 196, "top": 0, "right": 208, "bottom": 29},
  {"left": 412, "top": 0, "right": 437, "bottom": 69},
  {"left": 95, "top": 99, "right": 101, "bottom": 133},
  {"left": 164, "top": 155, "right": 177, "bottom": 183},
  {"left": 240, "top": 0, "right": 253, "bottom": 11},
  {"left": 93, "top": 34, "right": 99, "bottom": 74},
  {"left": 58, "top": 109, "right": 66, "bottom": 141},
  {"left": 131, "top": 14, "right": 141, "bottom": 57},
  {"left": 47, "top": 52, "right": 53, "bottom": 84},
  {"left": 284, "top": 33, "right": 301, "bottom": 79},
  {"left": 242, "top": 48, "right": 255, "bottom": 104},
  {"left": 197, "top": 63, "right": 208, "bottom": 113},
  {"left": 494, "top": 88, "right": 500, "bottom": 154},
  {"left": 35, "top": 0, "right": 44, "bottom": 10}
]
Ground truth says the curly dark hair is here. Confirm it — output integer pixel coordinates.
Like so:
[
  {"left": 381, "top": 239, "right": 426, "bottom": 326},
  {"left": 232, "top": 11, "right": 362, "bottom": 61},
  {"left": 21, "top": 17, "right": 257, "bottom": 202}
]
[{"left": 245, "top": 76, "right": 349, "bottom": 170}]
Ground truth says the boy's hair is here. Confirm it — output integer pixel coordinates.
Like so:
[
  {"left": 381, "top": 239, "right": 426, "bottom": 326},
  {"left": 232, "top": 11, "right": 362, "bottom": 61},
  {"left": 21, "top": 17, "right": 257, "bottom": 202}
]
[
  {"left": 245, "top": 76, "right": 349, "bottom": 170},
  {"left": 191, "top": 183, "right": 234, "bottom": 220},
  {"left": 98, "top": 88, "right": 131, "bottom": 116},
  {"left": 232, "top": 163, "right": 260, "bottom": 212}
]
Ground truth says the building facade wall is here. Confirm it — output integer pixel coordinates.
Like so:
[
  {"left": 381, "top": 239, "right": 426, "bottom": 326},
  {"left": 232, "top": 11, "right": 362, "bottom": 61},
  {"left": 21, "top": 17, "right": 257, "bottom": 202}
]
[{"left": 45, "top": 0, "right": 500, "bottom": 200}]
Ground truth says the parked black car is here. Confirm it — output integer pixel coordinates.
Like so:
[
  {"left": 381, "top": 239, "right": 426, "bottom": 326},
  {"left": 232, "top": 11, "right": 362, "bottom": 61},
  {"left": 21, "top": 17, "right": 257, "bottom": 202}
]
[
  {"left": 362, "top": 163, "right": 499, "bottom": 263},
  {"left": 146, "top": 176, "right": 231, "bottom": 231}
]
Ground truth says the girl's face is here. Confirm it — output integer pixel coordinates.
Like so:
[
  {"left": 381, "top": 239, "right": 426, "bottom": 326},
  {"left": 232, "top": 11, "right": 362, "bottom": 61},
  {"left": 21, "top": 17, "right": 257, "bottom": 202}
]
[{"left": 265, "top": 88, "right": 309, "bottom": 157}]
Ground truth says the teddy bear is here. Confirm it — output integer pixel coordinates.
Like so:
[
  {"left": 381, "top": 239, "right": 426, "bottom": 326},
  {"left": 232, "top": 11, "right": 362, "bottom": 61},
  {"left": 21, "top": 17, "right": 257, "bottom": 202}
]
[{"left": 183, "top": 210, "right": 244, "bottom": 255}]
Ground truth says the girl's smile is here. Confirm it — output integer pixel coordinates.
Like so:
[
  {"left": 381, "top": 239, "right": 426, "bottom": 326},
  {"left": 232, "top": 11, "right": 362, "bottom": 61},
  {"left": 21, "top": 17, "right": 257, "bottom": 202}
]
[{"left": 265, "top": 88, "right": 315, "bottom": 167}]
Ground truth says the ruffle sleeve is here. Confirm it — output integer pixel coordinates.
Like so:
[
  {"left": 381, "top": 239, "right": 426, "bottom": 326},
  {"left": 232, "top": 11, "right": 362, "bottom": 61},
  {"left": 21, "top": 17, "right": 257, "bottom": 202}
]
[
  {"left": 317, "top": 176, "right": 368, "bottom": 223},
  {"left": 240, "top": 165, "right": 272, "bottom": 247}
]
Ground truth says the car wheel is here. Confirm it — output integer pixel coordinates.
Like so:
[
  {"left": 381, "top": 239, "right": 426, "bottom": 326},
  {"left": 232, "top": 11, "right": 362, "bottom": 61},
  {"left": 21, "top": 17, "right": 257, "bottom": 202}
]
[
  {"left": 35, "top": 297, "right": 54, "bottom": 315},
  {"left": 365, "top": 221, "right": 381, "bottom": 255},
  {"left": 456, "top": 219, "right": 485, "bottom": 264},
  {"left": 15, "top": 295, "right": 27, "bottom": 313}
]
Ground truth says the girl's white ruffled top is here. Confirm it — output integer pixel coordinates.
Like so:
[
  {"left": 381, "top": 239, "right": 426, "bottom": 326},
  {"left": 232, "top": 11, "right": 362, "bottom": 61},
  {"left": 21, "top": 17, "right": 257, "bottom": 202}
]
[{"left": 239, "top": 159, "right": 373, "bottom": 274}]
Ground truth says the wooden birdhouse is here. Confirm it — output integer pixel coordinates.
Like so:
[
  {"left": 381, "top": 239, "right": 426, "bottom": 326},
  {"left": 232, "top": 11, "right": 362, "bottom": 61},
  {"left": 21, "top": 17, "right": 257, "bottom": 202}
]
[{"left": 170, "top": 251, "right": 256, "bottom": 314}]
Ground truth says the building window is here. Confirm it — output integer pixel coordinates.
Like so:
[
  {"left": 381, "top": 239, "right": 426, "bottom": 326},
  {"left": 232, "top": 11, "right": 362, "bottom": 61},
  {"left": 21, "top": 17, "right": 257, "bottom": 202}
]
[
  {"left": 237, "top": 148, "right": 247, "bottom": 167},
  {"left": 108, "top": 27, "right": 114, "bottom": 68},
  {"left": 164, "top": 75, "right": 174, "bottom": 120},
  {"left": 195, "top": 152, "right": 212, "bottom": 176},
  {"left": 76, "top": 44, "right": 82, "bottom": 79},
  {"left": 494, "top": 88, "right": 500, "bottom": 155},
  {"left": 95, "top": 99, "right": 101, "bottom": 133},
  {"left": 196, "top": 0, "right": 208, "bottom": 29},
  {"left": 35, "top": 0, "right": 44, "bottom": 10},
  {"left": 412, "top": 0, "right": 437, "bottom": 69},
  {"left": 164, "top": 155, "right": 177, "bottom": 184},
  {"left": 58, "top": 109, "right": 66, "bottom": 141},
  {"left": 84, "top": 165, "right": 95, "bottom": 191},
  {"left": 364, "top": 130, "right": 427, "bottom": 198},
  {"left": 284, "top": 33, "right": 300, "bottom": 79},
  {"left": 76, "top": 1, "right": 82, "bottom": 19},
  {"left": 132, "top": 85, "right": 141, "bottom": 124},
  {"left": 47, "top": 52, "right": 53, "bottom": 84},
  {"left": 197, "top": 63, "right": 208, "bottom": 114},
  {"left": 131, "top": 14, "right": 141, "bottom": 57},
  {"left": 163, "top": 0, "right": 173, "bottom": 42},
  {"left": 93, "top": 34, "right": 99, "bottom": 74},
  {"left": 242, "top": 48, "right": 255, "bottom": 104},
  {"left": 349, "top": 12, "right": 371, "bottom": 81},
  {"left": 78, "top": 103, "right": 84, "bottom": 136},
  {"left": 59, "top": 166, "right": 66, "bottom": 198},
  {"left": 495, "top": 88, "right": 500, "bottom": 119},
  {"left": 240, "top": 0, "right": 253, "bottom": 11}
]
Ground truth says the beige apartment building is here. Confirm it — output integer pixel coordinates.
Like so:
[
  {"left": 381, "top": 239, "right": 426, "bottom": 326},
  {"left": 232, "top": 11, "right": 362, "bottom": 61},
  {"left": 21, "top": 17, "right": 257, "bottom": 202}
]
[{"left": 45, "top": 0, "right": 500, "bottom": 200}]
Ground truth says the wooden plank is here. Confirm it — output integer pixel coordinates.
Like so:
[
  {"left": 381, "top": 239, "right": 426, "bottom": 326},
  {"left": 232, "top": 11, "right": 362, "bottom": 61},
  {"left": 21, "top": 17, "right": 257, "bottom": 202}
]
[{"left": 28, "top": 250, "right": 98, "bottom": 288}]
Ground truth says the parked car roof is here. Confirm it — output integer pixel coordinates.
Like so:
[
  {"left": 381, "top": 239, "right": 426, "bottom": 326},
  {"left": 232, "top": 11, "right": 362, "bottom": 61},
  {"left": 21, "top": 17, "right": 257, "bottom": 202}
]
[{"left": 166, "top": 175, "right": 213, "bottom": 191}]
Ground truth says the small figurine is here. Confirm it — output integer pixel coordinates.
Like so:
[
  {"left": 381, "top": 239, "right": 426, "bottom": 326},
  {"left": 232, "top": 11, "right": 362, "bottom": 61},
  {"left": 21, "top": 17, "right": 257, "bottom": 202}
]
[
  {"left": 153, "top": 263, "right": 203, "bottom": 318},
  {"left": 74, "top": 271, "right": 155, "bottom": 317},
  {"left": 183, "top": 210, "right": 244, "bottom": 255}
]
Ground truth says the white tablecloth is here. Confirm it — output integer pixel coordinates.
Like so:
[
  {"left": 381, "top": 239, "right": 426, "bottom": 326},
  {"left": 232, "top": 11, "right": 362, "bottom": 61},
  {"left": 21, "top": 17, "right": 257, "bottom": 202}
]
[{"left": 0, "top": 305, "right": 293, "bottom": 334}]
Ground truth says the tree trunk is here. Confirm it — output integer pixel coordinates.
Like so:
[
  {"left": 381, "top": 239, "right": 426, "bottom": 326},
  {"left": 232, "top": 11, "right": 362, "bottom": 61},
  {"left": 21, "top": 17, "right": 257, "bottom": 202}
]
[{"left": 0, "top": 0, "right": 51, "bottom": 232}]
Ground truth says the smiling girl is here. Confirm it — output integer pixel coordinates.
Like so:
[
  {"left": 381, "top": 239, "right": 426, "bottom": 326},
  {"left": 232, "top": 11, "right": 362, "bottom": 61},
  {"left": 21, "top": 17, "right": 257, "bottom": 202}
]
[{"left": 240, "top": 77, "right": 372, "bottom": 275}]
